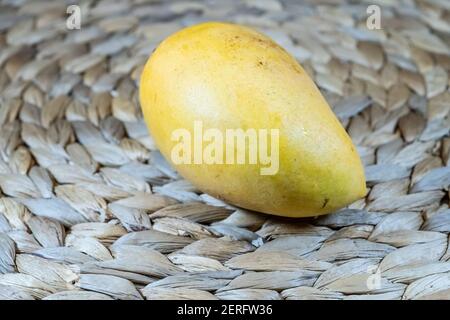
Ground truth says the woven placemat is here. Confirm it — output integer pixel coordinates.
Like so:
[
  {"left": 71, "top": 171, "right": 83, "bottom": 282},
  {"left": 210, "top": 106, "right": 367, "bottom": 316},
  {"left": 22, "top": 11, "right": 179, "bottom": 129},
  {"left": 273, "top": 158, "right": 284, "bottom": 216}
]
[{"left": 0, "top": 0, "right": 450, "bottom": 300}]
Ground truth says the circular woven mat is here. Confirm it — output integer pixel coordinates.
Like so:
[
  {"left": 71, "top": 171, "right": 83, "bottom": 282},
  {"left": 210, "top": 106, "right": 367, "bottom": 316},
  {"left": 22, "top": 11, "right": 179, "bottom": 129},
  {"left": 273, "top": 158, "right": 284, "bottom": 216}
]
[{"left": 0, "top": 0, "right": 450, "bottom": 300}]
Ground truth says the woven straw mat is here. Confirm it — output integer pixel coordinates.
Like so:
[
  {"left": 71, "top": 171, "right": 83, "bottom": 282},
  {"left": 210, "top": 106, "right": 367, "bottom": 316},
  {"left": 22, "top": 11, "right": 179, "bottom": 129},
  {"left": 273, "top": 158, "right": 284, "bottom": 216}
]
[{"left": 0, "top": 0, "right": 450, "bottom": 300}]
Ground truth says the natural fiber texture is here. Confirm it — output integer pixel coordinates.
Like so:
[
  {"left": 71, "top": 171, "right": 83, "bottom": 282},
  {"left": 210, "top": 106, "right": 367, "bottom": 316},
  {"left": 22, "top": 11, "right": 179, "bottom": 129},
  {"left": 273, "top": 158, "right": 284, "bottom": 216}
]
[{"left": 0, "top": 0, "right": 449, "bottom": 300}]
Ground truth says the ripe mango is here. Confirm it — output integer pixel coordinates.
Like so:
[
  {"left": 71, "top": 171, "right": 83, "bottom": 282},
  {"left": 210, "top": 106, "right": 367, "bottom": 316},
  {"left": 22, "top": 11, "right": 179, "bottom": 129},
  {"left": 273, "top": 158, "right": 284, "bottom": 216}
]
[{"left": 139, "top": 22, "right": 366, "bottom": 217}]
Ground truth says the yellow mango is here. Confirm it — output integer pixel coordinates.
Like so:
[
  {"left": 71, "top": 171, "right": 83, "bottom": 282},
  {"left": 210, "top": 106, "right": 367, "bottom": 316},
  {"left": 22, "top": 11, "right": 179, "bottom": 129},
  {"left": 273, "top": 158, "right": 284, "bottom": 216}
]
[{"left": 140, "top": 22, "right": 366, "bottom": 217}]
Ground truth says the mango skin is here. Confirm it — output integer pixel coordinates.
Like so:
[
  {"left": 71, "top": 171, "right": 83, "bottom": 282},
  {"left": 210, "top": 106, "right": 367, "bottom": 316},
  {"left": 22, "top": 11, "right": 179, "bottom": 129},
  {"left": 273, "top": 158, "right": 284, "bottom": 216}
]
[{"left": 140, "top": 22, "right": 366, "bottom": 218}]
